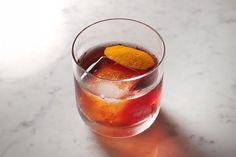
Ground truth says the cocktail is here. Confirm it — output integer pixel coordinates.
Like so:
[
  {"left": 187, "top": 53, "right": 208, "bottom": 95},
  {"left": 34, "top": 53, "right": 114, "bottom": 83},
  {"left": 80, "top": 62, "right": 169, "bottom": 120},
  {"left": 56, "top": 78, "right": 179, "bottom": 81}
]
[{"left": 72, "top": 18, "right": 165, "bottom": 138}]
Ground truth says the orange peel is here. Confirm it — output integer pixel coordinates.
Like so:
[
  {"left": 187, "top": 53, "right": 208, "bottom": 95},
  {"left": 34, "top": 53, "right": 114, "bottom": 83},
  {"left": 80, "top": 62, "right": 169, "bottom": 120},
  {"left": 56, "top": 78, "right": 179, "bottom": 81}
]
[{"left": 104, "top": 45, "right": 155, "bottom": 70}]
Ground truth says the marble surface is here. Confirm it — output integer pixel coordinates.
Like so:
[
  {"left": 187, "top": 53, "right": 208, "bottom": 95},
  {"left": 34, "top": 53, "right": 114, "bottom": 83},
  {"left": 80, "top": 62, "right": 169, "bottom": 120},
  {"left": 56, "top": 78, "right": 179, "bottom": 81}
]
[{"left": 0, "top": 0, "right": 236, "bottom": 156}]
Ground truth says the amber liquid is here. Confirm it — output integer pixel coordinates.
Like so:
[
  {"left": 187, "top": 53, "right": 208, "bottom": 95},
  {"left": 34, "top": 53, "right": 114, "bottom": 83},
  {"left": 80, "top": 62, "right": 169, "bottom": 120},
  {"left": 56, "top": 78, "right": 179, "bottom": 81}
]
[{"left": 74, "top": 44, "right": 162, "bottom": 137}]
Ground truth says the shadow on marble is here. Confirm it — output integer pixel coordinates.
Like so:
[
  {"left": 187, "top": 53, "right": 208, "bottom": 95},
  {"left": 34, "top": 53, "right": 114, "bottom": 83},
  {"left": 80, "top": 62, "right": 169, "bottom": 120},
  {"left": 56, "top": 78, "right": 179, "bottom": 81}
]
[{"left": 94, "top": 109, "right": 206, "bottom": 157}]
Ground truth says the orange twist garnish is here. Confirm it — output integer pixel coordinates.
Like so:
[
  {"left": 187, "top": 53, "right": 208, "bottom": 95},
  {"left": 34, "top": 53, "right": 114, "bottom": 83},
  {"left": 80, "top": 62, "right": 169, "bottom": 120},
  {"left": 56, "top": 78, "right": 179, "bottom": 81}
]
[{"left": 104, "top": 45, "right": 155, "bottom": 70}]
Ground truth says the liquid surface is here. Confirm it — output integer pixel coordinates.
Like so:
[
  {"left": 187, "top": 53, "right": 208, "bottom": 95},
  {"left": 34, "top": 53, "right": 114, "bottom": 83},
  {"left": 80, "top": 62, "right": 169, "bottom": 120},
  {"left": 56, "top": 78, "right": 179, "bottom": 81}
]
[{"left": 79, "top": 44, "right": 157, "bottom": 76}]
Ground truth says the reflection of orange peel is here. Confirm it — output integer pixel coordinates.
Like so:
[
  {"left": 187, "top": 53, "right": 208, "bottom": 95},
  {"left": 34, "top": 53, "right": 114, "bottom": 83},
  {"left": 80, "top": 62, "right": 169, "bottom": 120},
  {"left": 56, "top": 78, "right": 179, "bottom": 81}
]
[{"left": 104, "top": 45, "right": 155, "bottom": 70}]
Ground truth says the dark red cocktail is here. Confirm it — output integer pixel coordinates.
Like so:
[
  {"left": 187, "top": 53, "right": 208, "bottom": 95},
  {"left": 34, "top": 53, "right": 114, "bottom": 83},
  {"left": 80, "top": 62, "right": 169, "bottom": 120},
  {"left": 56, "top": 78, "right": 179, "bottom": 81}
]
[{"left": 72, "top": 19, "right": 165, "bottom": 137}]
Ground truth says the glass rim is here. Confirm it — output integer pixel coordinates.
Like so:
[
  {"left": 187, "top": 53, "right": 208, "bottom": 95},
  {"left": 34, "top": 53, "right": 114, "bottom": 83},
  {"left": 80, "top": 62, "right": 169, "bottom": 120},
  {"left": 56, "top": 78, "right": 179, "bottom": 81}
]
[{"left": 72, "top": 18, "right": 166, "bottom": 82}]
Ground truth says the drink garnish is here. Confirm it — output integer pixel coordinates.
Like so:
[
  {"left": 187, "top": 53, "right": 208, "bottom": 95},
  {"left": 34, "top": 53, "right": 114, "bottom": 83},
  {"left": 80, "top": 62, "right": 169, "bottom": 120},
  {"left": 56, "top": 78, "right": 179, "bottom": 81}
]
[{"left": 104, "top": 45, "right": 155, "bottom": 70}]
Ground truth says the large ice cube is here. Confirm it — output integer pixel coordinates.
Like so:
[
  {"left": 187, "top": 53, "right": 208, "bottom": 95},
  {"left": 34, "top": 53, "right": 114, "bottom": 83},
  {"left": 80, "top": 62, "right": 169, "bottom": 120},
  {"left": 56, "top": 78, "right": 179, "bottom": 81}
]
[{"left": 88, "top": 57, "right": 144, "bottom": 98}]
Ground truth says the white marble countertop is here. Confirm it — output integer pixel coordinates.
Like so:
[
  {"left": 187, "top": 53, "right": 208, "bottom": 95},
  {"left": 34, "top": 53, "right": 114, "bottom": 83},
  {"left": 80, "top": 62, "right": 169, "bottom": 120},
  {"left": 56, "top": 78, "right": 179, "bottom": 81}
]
[{"left": 0, "top": 0, "right": 236, "bottom": 156}]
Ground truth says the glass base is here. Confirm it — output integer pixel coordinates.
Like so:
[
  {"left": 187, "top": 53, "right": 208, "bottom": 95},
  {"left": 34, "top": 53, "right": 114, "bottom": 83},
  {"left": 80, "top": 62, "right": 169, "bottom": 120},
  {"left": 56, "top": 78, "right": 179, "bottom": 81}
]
[{"left": 78, "top": 107, "right": 160, "bottom": 138}]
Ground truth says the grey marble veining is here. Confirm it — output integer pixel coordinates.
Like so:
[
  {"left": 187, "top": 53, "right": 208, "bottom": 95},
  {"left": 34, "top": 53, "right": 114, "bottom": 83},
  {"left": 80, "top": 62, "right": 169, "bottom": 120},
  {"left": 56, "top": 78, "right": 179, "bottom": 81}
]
[{"left": 0, "top": 0, "right": 236, "bottom": 157}]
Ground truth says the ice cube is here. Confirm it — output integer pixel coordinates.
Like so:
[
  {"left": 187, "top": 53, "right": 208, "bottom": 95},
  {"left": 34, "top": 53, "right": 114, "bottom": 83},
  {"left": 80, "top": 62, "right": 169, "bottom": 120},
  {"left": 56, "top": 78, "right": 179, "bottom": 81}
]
[{"left": 87, "top": 57, "right": 146, "bottom": 98}]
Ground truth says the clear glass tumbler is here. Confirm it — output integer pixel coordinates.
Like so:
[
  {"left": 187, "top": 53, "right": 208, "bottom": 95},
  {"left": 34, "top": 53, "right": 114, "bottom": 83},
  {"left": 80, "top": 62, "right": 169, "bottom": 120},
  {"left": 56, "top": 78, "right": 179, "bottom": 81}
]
[{"left": 72, "top": 18, "right": 165, "bottom": 138}]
